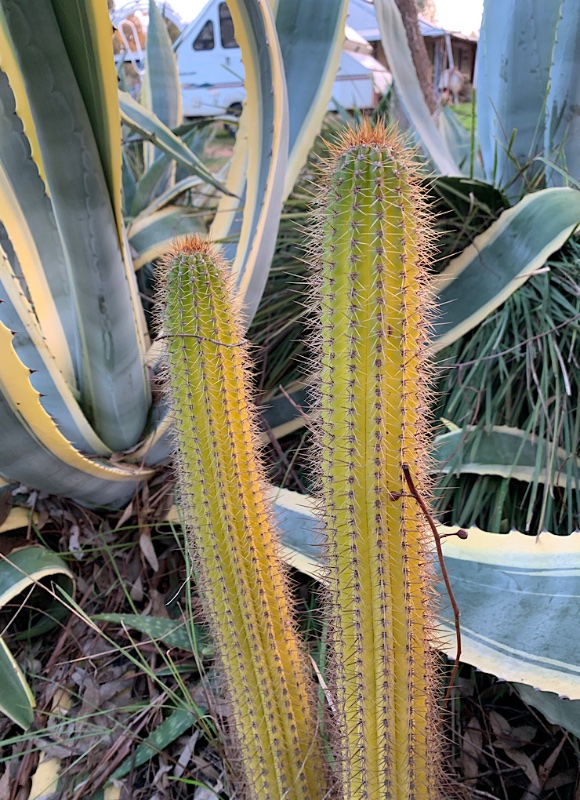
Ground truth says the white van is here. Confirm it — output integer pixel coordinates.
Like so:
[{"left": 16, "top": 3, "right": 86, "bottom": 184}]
[{"left": 170, "top": 1, "right": 390, "bottom": 118}]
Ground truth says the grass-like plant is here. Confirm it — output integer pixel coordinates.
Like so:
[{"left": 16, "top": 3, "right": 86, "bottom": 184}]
[
  {"left": 310, "top": 120, "right": 441, "bottom": 799},
  {"left": 158, "top": 237, "right": 325, "bottom": 800}
]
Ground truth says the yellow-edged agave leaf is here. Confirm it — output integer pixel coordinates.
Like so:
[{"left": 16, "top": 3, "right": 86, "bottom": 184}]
[
  {"left": 212, "top": 0, "right": 351, "bottom": 325},
  {"left": 0, "top": 319, "right": 153, "bottom": 506},
  {"left": 431, "top": 187, "right": 580, "bottom": 351},
  {"left": 374, "top": 0, "right": 461, "bottom": 175},
  {"left": 0, "top": 248, "right": 112, "bottom": 455},
  {"left": 2, "top": 0, "right": 150, "bottom": 451},
  {"left": 433, "top": 425, "right": 580, "bottom": 486},
  {"left": 0, "top": 164, "right": 75, "bottom": 388},
  {"left": 124, "top": 409, "right": 173, "bottom": 466},
  {"left": 438, "top": 106, "right": 483, "bottom": 179},
  {"left": 210, "top": 0, "right": 288, "bottom": 326},
  {"left": 0, "top": 546, "right": 74, "bottom": 729},
  {"left": 439, "top": 528, "right": 580, "bottom": 701},
  {"left": 275, "top": 0, "right": 350, "bottom": 198},
  {"left": 0, "top": 638, "right": 34, "bottom": 729},
  {"left": 0, "top": 507, "right": 30, "bottom": 534},
  {"left": 269, "top": 486, "right": 580, "bottom": 706},
  {"left": 132, "top": 175, "right": 204, "bottom": 222},
  {"left": 50, "top": 0, "right": 124, "bottom": 243},
  {"left": 128, "top": 206, "right": 207, "bottom": 269},
  {"left": 0, "top": 9, "right": 44, "bottom": 183},
  {"left": 119, "top": 91, "right": 228, "bottom": 196},
  {"left": 141, "top": 0, "right": 181, "bottom": 178}
]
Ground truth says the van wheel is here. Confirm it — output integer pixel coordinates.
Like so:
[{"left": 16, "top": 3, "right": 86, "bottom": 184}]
[{"left": 225, "top": 103, "right": 243, "bottom": 137}]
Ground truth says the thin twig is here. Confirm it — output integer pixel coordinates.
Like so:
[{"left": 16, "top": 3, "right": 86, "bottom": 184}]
[
  {"left": 157, "top": 333, "right": 245, "bottom": 347},
  {"left": 402, "top": 464, "right": 462, "bottom": 705},
  {"left": 278, "top": 384, "right": 316, "bottom": 432}
]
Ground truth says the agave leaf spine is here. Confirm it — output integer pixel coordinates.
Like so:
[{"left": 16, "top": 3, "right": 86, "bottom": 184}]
[{"left": 159, "top": 237, "right": 324, "bottom": 800}]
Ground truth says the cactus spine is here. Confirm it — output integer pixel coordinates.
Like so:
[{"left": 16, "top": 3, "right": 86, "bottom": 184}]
[
  {"left": 312, "top": 121, "right": 440, "bottom": 799},
  {"left": 159, "top": 237, "right": 324, "bottom": 800}
]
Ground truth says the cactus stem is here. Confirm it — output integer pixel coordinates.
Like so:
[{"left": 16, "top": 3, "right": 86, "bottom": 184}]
[
  {"left": 159, "top": 237, "right": 325, "bottom": 800},
  {"left": 311, "top": 121, "right": 441, "bottom": 800}
]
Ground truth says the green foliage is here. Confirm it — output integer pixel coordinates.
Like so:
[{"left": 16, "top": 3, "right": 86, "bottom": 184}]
[{"left": 435, "top": 239, "right": 580, "bottom": 534}]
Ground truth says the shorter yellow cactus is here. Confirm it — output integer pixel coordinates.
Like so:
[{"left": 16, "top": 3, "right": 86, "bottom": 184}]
[{"left": 158, "top": 237, "right": 325, "bottom": 800}]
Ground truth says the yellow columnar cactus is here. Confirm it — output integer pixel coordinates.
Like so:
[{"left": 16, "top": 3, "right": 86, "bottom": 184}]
[
  {"left": 159, "top": 237, "right": 324, "bottom": 800},
  {"left": 312, "top": 121, "right": 440, "bottom": 799}
]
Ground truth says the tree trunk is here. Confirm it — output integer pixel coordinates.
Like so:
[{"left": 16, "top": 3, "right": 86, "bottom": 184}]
[{"left": 394, "top": 0, "right": 436, "bottom": 113}]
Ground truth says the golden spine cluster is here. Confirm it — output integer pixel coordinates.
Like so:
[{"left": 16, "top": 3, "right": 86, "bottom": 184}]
[{"left": 159, "top": 237, "right": 324, "bottom": 800}]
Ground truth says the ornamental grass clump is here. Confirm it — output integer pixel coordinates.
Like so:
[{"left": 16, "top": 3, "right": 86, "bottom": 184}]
[
  {"left": 309, "top": 120, "right": 442, "bottom": 800},
  {"left": 158, "top": 236, "right": 325, "bottom": 800}
]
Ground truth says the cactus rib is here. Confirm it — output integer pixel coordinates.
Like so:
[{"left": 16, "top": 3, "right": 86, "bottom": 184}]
[
  {"left": 312, "top": 121, "right": 441, "bottom": 800},
  {"left": 159, "top": 237, "right": 324, "bottom": 800}
]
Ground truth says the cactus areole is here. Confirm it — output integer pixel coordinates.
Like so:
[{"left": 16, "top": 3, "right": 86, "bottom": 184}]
[{"left": 311, "top": 121, "right": 441, "bottom": 800}]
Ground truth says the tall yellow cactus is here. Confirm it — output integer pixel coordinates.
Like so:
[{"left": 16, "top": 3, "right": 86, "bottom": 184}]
[
  {"left": 311, "top": 121, "right": 441, "bottom": 799},
  {"left": 159, "top": 237, "right": 325, "bottom": 800}
]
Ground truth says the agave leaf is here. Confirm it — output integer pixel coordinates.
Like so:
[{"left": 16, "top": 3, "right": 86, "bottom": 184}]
[
  {"left": 374, "top": 0, "right": 461, "bottom": 175},
  {"left": 438, "top": 528, "right": 580, "bottom": 702},
  {"left": 0, "top": 638, "right": 34, "bottom": 729},
  {"left": 201, "top": 0, "right": 349, "bottom": 326},
  {"left": 275, "top": 0, "right": 350, "bottom": 197},
  {"left": 544, "top": 0, "right": 580, "bottom": 186},
  {"left": 433, "top": 426, "right": 580, "bottom": 486},
  {"left": 431, "top": 187, "right": 580, "bottom": 351},
  {"left": 110, "top": 708, "right": 200, "bottom": 781},
  {"left": 122, "top": 151, "right": 138, "bottom": 214},
  {"left": 2, "top": 0, "right": 150, "bottom": 451},
  {"left": 0, "top": 8, "right": 43, "bottom": 181},
  {"left": 209, "top": 0, "right": 288, "bottom": 327},
  {"left": 0, "top": 315, "right": 153, "bottom": 505},
  {"left": 0, "top": 546, "right": 75, "bottom": 729},
  {"left": 0, "top": 47, "right": 77, "bottom": 387},
  {"left": 514, "top": 683, "right": 580, "bottom": 740},
  {"left": 130, "top": 154, "right": 178, "bottom": 218},
  {"left": 119, "top": 91, "right": 228, "bottom": 196},
  {"left": 477, "top": 0, "right": 561, "bottom": 192},
  {"left": 268, "top": 486, "right": 580, "bottom": 707},
  {"left": 133, "top": 175, "right": 204, "bottom": 221},
  {"left": 438, "top": 106, "right": 484, "bottom": 180},
  {"left": 128, "top": 206, "right": 207, "bottom": 269},
  {"left": 0, "top": 158, "right": 76, "bottom": 389},
  {"left": 0, "top": 247, "right": 111, "bottom": 454},
  {"left": 0, "top": 507, "right": 30, "bottom": 533},
  {"left": 141, "top": 0, "right": 181, "bottom": 180},
  {"left": 49, "top": 0, "right": 125, "bottom": 242},
  {"left": 94, "top": 613, "right": 211, "bottom": 658}
]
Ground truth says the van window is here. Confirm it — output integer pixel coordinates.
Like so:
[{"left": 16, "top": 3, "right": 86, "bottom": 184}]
[
  {"left": 193, "top": 20, "right": 214, "bottom": 51},
  {"left": 219, "top": 3, "right": 238, "bottom": 49}
]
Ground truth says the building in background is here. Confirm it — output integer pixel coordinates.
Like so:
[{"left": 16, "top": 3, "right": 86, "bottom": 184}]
[{"left": 347, "top": 0, "right": 478, "bottom": 103}]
